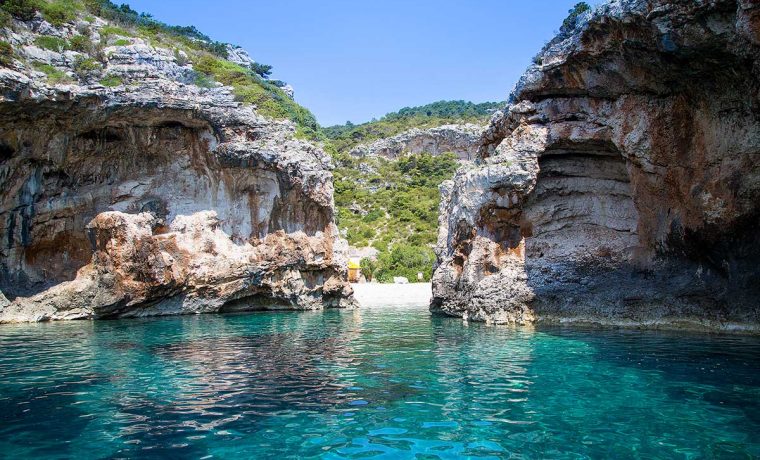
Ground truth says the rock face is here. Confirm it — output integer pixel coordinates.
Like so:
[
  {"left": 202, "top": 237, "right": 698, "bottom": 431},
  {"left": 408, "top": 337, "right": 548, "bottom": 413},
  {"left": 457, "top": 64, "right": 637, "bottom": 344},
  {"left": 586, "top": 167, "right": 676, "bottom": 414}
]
[
  {"left": 0, "top": 14, "right": 354, "bottom": 322},
  {"left": 432, "top": 0, "right": 760, "bottom": 331},
  {"left": 349, "top": 124, "right": 483, "bottom": 160}
]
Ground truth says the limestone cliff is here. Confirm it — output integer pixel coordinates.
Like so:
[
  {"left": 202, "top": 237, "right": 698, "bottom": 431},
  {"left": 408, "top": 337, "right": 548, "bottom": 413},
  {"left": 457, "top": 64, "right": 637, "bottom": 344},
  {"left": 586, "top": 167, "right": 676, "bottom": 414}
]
[
  {"left": 349, "top": 124, "right": 483, "bottom": 160},
  {"left": 0, "top": 9, "right": 354, "bottom": 321},
  {"left": 432, "top": 0, "right": 760, "bottom": 332}
]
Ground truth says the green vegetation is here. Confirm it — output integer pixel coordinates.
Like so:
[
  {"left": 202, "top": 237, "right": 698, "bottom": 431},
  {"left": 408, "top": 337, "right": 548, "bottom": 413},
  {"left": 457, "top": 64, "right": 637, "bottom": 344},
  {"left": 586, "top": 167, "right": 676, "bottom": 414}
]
[
  {"left": 334, "top": 151, "right": 460, "bottom": 282},
  {"left": 192, "top": 54, "right": 320, "bottom": 138},
  {"left": 34, "top": 35, "right": 68, "bottom": 51},
  {"left": 37, "top": 0, "right": 78, "bottom": 25},
  {"left": 1, "top": 0, "right": 38, "bottom": 21},
  {"left": 328, "top": 100, "right": 501, "bottom": 282},
  {"left": 72, "top": 55, "right": 101, "bottom": 78},
  {"left": 99, "top": 24, "right": 129, "bottom": 39},
  {"left": 324, "top": 100, "right": 501, "bottom": 153},
  {"left": 32, "top": 61, "right": 71, "bottom": 83},
  {"left": 69, "top": 34, "right": 93, "bottom": 52},
  {"left": 0, "top": 40, "right": 13, "bottom": 66},
  {"left": 113, "top": 38, "right": 130, "bottom": 46},
  {"left": 98, "top": 74, "right": 122, "bottom": 86},
  {"left": 372, "top": 244, "right": 437, "bottom": 283},
  {"left": 250, "top": 62, "right": 272, "bottom": 78},
  {"left": 562, "top": 2, "right": 591, "bottom": 32}
]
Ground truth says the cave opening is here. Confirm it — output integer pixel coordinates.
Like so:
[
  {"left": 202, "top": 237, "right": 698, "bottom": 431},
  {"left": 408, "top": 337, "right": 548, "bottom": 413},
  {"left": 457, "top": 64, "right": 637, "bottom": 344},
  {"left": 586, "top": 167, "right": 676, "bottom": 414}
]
[{"left": 521, "top": 143, "right": 639, "bottom": 263}]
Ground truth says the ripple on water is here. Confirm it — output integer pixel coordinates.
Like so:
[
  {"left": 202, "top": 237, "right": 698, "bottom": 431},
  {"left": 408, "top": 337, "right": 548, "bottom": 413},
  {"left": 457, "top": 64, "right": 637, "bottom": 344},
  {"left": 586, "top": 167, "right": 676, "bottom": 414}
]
[{"left": 0, "top": 308, "right": 758, "bottom": 458}]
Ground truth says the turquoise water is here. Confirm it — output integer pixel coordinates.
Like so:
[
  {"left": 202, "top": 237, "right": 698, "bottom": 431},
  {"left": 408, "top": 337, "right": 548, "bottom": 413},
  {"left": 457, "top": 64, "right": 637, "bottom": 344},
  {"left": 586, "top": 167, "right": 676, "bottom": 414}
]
[{"left": 0, "top": 305, "right": 759, "bottom": 459}]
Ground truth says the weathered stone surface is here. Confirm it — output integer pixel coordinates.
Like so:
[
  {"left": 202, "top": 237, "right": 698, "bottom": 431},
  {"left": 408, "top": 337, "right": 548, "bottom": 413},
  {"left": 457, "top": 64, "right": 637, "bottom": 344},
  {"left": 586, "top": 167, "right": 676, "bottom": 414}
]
[
  {"left": 432, "top": 0, "right": 760, "bottom": 332},
  {"left": 349, "top": 124, "right": 484, "bottom": 160},
  {"left": 0, "top": 14, "right": 354, "bottom": 322}
]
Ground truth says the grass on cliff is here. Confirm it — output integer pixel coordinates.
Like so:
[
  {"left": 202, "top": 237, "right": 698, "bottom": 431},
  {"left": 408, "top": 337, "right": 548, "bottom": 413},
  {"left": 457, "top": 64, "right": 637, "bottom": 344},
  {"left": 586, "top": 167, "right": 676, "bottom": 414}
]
[
  {"left": 192, "top": 54, "right": 321, "bottom": 139},
  {"left": 333, "top": 151, "right": 460, "bottom": 282},
  {"left": 2, "top": 0, "right": 321, "bottom": 136},
  {"left": 324, "top": 100, "right": 501, "bottom": 153}
]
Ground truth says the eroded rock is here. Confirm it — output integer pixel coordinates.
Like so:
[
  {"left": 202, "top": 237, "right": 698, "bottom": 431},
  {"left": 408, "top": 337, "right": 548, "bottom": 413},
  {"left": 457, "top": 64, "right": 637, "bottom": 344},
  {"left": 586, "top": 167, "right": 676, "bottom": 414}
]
[
  {"left": 0, "top": 14, "right": 354, "bottom": 322},
  {"left": 432, "top": 0, "right": 760, "bottom": 332}
]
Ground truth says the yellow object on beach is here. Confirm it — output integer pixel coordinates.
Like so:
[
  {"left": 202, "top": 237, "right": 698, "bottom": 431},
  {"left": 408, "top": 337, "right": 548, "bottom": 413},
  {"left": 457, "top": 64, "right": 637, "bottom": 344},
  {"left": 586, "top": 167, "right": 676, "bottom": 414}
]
[{"left": 348, "top": 259, "right": 361, "bottom": 269}]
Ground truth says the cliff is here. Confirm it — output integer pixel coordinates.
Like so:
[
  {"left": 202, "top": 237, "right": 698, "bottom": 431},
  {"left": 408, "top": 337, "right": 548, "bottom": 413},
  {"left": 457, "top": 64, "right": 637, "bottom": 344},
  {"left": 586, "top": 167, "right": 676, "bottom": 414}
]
[
  {"left": 0, "top": 4, "right": 354, "bottom": 321},
  {"left": 348, "top": 124, "right": 483, "bottom": 160},
  {"left": 432, "top": 0, "right": 760, "bottom": 332}
]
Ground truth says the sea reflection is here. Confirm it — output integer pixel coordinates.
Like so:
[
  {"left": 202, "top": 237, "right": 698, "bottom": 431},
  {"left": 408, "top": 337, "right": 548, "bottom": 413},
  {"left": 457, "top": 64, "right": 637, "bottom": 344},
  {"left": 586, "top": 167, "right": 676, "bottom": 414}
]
[{"left": 0, "top": 307, "right": 759, "bottom": 459}]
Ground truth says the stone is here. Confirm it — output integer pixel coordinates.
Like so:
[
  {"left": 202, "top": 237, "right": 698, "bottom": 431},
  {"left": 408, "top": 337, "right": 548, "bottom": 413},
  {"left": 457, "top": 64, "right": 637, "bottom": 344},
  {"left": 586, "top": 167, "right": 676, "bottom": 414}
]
[
  {"left": 0, "top": 11, "right": 354, "bottom": 322},
  {"left": 432, "top": 0, "right": 760, "bottom": 332},
  {"left": 349, "top": 124, "right": 485, "bottom": 160}
]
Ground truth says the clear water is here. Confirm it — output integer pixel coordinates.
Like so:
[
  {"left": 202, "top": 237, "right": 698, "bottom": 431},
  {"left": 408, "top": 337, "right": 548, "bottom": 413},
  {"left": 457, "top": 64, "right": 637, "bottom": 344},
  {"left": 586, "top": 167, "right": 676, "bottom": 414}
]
[{"left": 1, "top": 305, "right": 759, "bottom": 459}]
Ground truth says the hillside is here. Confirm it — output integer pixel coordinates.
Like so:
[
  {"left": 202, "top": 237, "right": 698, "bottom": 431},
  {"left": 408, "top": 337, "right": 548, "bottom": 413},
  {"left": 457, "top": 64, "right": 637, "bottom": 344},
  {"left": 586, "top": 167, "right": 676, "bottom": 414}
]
[
  {"left": 323, "top": 100, "right": 501, "bottom": 153},
  {"left": 326, "top": 100, "right": 501, "bottom": 282}
]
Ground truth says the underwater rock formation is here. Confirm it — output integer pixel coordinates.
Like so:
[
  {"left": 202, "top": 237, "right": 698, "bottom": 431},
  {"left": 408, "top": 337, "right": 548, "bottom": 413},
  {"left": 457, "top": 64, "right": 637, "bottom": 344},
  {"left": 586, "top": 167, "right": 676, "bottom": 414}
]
[{"left": 432, "top": 0, "right": 760, "bottom": 331}]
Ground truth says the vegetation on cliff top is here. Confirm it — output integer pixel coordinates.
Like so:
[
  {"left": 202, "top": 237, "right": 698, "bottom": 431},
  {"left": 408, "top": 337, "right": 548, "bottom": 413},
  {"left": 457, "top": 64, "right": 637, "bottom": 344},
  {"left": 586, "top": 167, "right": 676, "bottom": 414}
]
[
  {"left": 324, "top": 100, "right": 501, "bottom": 153},
  {"left": 0, "top": 0, "right": 321, "bottom": 136}
]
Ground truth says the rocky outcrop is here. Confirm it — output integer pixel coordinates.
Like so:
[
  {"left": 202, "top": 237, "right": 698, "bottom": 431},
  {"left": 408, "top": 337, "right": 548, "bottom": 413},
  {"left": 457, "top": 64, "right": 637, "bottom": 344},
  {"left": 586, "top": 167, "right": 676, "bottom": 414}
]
[
  {"left": 349, "top": 124, "right": 483, "bottom": 160},
  {"left": 0, "top": 13, "right": 354, "bottom": 322},
  {"left": 432, "top": 0, "right": 760, "bottom": 332}
]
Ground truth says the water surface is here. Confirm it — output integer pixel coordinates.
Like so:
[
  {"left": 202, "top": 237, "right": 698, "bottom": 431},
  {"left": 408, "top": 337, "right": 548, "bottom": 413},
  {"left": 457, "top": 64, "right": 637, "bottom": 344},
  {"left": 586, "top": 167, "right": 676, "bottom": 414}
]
[{"left": 1, "top": 304, "right": 759, "bottom": 459}]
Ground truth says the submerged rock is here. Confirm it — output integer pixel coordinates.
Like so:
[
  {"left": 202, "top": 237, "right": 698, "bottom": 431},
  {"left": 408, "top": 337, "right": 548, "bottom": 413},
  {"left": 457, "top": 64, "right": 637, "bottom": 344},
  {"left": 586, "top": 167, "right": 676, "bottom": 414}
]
[
  {"left": 0, "top": 13, "right": 354, "bottom": 322},
  {"left": 432, "top": 0, "right": 760, "bottom": 331}
]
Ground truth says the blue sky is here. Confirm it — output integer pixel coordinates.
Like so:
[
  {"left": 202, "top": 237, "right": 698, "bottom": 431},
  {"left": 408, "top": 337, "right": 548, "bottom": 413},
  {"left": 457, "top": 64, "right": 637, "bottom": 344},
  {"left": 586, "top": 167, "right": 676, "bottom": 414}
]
[{"left": 125, "top": 1, "right": 601, "bottom": 126}]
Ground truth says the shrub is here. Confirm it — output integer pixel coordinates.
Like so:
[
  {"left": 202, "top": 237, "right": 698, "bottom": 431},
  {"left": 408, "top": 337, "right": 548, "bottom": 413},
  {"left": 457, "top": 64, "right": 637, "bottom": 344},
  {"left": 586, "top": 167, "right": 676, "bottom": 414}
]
[
  {"left": 360, "top": 258, "right": 378, "bottom": 282},
  {"left": 562, "top": 2, "right": 591, "bottom": 32},
  {"left": 99, "top": 25, "right": 130, "bottom": 40},
  {"left": 1, "top": 0, "right": 38, "bottom": 21},
  {"left": 249, "top": 62, "right": 272, "bottom": 78},
  {"left": 69, "top": 34, "right": 94, "bottom": 53},
  {"left": 0, "top": 41, "right": 13, "bottom": 66},
  {"left": 35, "top": 35, "right": 69, "bottom": 52},
  {"left": 98, "top": 74, "right": 122, "bottom": 86},
  {"left": 192, "top": 71, "right": 215, "bottom": 88},
  {"left": 38, "top": 0, "right": 78, "bottom": 26},
  {"left": 0, "top": 9, "right": 12, "bottom": 27},
  {"left": 374, "top": 244, "right": 436, "bottom": 283},
  {"left": 72, "top": 56, "right": 101, "bottom": 78},
  {"left": 173, "top": 48, "right": 188, "bottom": 66}
]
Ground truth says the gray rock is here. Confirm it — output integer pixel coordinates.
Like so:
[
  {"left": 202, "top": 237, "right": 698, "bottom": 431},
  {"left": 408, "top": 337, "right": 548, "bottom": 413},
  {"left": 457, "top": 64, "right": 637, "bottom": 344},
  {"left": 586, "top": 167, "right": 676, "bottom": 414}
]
[
  {"left": 349, "top": 124, "right": 485, "bottom": 160},
  {"left": 432, "top": 0, "right": 760, "bottom": 333},
  {"left": 0, "top": 11, "right": 355, "bottom": 322}
]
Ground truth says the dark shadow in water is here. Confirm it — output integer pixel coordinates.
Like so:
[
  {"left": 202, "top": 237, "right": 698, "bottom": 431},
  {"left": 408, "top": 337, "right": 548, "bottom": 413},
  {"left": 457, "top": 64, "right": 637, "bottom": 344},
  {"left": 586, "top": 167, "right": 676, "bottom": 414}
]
[
  {"left": 537, "top": 325, "right": 760, "bottom": 424},
  {"left": 0, "top": 374, "right": 111, "bottom": 457}
]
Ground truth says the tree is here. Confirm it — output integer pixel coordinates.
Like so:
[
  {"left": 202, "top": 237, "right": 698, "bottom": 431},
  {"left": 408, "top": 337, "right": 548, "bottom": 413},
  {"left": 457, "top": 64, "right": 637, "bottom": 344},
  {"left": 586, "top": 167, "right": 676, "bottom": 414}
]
[
  {"left": 360, "top": 258, "right": 377, "bottom": 282},
  {"left": 250, "top": 62, "right": 272, "bottom": 78},
  {"left": 562, "top": 2, "right": 591, "bottom": 32}
]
